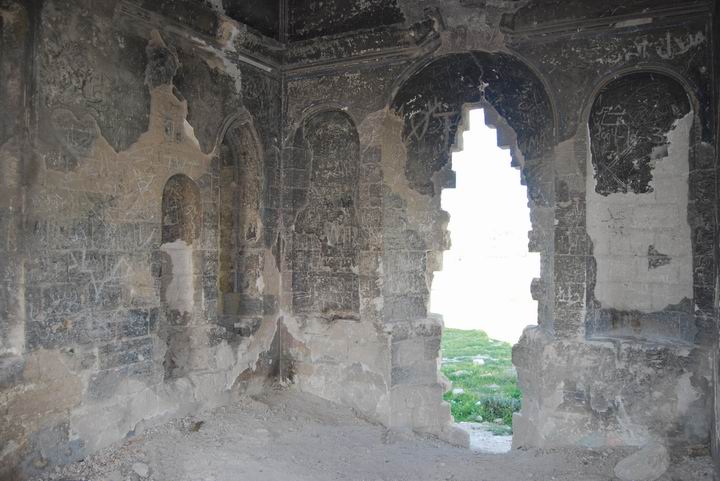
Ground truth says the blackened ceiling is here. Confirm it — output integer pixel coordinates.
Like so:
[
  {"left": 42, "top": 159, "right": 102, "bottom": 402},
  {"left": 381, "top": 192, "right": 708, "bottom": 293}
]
[
  {"left": 221, "top": 0, "right": 280, "bottom": 39},
  {"left": 216, "top": 0, "right": 405, "bottom": 41},
  {"left": 286, "top": 0, "right": 405, "bottom": 42},
  {"left": 194, "top": 0, "right": 705, "bottom": 42}
]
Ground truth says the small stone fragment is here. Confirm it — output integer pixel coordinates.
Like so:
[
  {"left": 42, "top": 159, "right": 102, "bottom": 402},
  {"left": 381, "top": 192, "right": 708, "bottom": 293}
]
[
  {"left": 613, "top": 443, "right": 669, "bottom": 481},
  {"left": 132, "top": 462, "right": 150, "bottom": 478}
]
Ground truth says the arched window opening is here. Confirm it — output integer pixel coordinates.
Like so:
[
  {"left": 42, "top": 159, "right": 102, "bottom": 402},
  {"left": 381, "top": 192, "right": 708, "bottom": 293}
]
[{"left": 431, "top": 109, "right": 540, "bottom": 452}]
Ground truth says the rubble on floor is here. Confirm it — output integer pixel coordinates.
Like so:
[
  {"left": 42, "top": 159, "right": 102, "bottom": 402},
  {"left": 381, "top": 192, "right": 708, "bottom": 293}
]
[{"left": 34, "top": 390, "right": 712, "bottom": 481}]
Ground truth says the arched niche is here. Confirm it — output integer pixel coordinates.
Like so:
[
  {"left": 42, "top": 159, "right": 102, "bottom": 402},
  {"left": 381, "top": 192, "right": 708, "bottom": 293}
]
[
  {"left": 291, "top": 110, "right": 361, "bottom": 320},
  {"left": 585, "top": 71, "right": 696, "bottom": 340},
  {"left": 160, "top": 174, "right": 201, "bottom": 379},
  {"left": 391, "top": 52, "right": 555, "bottom": 196},
  {"left": 217, "top": 119, "right": 265, "bottom": 335}
]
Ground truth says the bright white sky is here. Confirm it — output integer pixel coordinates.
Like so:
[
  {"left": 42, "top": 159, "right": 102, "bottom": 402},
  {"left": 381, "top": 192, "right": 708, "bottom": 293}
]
[{"left": 430, "top": 109, "right": 540, "bottom": 344}]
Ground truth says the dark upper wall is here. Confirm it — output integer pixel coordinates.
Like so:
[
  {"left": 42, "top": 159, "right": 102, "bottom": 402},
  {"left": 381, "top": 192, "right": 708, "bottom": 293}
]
[
  {"left": 501, "top": 0, "right": 706, "bottom": 31},
  {"left": 287, "top": 0, "right": 405, "bottom": 41},
  {"left": 195, "top": 0, "right": 406, "bottom": 42},
  {"left": 222, "top": 0, "right": 279, "bottom": 39}
]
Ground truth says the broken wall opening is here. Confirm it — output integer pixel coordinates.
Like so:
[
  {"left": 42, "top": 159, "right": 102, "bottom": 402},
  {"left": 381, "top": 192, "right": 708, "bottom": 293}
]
[
  {"left": 432, "top": 108, "right": 540, "bottom": 343},
  {"left": 387, "top": 51, "right": 555, "bottom": 446},
  {"left": 432, "top": 108, "right": 540, "bottom": 451}
]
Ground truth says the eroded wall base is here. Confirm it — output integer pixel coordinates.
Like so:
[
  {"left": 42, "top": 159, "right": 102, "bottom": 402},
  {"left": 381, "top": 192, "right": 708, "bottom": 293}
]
[{"left": 513, "top": 327, "right": 711, "bottom": 453}]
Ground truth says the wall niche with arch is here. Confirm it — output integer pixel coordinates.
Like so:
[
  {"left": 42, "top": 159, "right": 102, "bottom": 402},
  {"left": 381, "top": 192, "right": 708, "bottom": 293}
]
[
  {"left": 585, "top": 71, "right": 703, "bottom": 342},
  {"left": 160, "top": 173, "right": 202, "bottom": 379},
  {"left": 290, "top": 110, "right": 361, "bottom": 320},
  {"left": 216, "top": 119, "right": 266, "bottom": 337}
]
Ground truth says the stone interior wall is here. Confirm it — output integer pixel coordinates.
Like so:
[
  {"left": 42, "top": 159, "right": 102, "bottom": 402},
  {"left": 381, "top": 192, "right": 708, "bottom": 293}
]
[
  {"left": 282, "top": 0, "right": 716, "bottom": 458},
  {"left": 0, "top": 0, "right": 718, "bottom": 479},
  {"left": 712, "top": 0, "right": 720, "bottom": 473}
]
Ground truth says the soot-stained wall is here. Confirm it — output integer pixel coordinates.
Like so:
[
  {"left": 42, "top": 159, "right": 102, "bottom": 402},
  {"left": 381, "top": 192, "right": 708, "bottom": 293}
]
[
  {"left": 0, "top": 0, "right": 718, "bottom": 477},
  {"left": 222, "top": 0, "right": 280, "bottom": 39},
  {"left": 390, "top": 51, "right": 554, "bottom": 195}
]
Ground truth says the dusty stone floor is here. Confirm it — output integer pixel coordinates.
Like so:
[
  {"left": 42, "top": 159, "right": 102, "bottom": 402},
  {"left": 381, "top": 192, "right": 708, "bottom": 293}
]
[
  {"left": 36, "top": 388, "right": 713, "bottom": 481},
  {"left": 457, "top": 422, "right": 512, "bottom": 454}
]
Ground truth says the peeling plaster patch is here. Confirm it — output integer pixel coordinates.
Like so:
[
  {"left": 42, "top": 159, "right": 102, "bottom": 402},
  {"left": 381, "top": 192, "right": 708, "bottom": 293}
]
[
  {"left": 183, "top": 120, "right": 202, "bottom": 149},
  {"left": 190, "top": 21, "right": 246, "bottom": 95},
  {"left": 161, "top": 240, "right": 194, "bottom": 314},
  {"left": 589, "top": 73, "right": 690, "bottom": 196},
  {"left": 381, "top": 112, "right": 435, "bottom": 220}
]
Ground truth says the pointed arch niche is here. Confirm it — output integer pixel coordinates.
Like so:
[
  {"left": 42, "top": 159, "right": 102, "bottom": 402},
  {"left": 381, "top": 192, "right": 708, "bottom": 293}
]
[
  {"left": 216, "top": 116, "right": 265, "bottom": 337},
  {"left": 290, "top": 110, "right": 361, "bottom": 320},
  {"left": 160, "top": 174, "right": 201, "bottom": 379}
]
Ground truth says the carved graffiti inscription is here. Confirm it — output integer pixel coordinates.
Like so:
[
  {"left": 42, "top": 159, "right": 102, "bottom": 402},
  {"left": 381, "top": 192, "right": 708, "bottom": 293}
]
[{"left": 589, "top": 73, "right": 690, "bottom": 195}]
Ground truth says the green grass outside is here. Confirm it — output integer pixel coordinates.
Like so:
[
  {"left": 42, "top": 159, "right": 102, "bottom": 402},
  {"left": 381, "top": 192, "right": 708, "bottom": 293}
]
[{"left": 441, "top": 328, "right": 520, "bottom": 434}]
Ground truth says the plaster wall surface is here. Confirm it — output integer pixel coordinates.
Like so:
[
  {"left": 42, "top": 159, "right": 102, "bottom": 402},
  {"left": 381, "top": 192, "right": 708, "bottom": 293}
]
[{"left": 160, "top": 240, "right": 194, "bottom": 316}]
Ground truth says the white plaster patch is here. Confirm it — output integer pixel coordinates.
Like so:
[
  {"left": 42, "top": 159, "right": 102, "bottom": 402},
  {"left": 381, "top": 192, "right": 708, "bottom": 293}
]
[
  {"left": 183, "top": 120, "right": 201, "bottom": 149},
  {"left": 160, "top": 239, "right": 194, "bottom": 314},
  {"left": 586, "top": 113, "right": 693, "bottom": 312}
]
